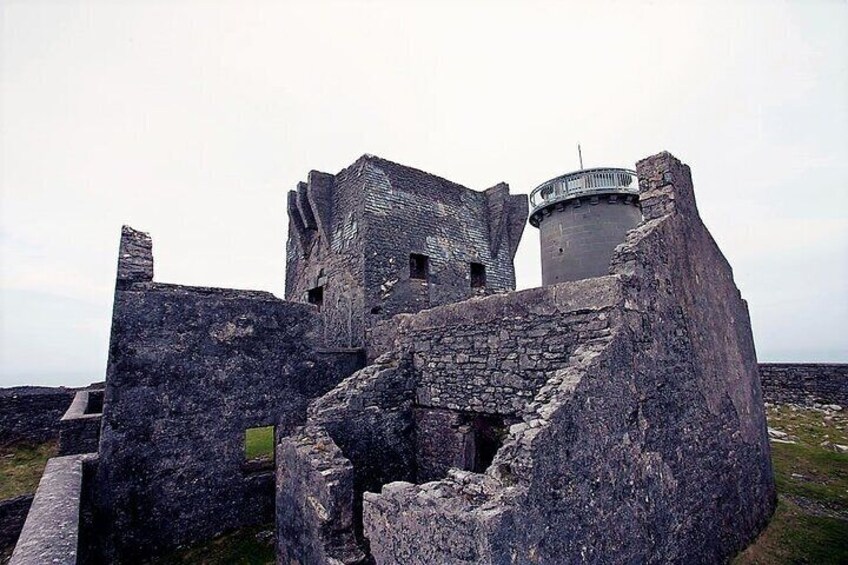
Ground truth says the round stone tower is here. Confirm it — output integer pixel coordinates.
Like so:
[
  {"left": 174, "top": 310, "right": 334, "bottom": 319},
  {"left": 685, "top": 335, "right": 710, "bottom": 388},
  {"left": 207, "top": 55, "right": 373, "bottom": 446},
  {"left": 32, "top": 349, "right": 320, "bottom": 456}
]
[{"left": 529, "top": 167, "right": 641, "bottom": 285}]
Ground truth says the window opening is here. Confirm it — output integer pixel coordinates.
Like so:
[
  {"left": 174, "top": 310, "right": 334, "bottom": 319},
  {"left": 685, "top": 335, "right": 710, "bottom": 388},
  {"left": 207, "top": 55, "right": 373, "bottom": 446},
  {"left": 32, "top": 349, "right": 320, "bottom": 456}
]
[
  {"left": 307, "top": 286, "right": 324, "bottom": 310},
  {"left": 409, "top": 254, "right": 429, "bottom": 280},
  {"left": 244, "top": 425, "right": 275, "bottom": 473},
  {"left": 470, "top": 263, "right": 486, "bottom": 288}
]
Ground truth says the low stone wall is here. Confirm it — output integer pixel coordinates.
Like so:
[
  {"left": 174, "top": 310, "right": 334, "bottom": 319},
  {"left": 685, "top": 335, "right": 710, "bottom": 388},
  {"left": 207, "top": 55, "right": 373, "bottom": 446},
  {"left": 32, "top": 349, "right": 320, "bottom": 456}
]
[
  {"left": 9, "top": 453, "right": 96, "bottom": 565},
  {"left": 59, "top": 390, "right": 103, "bottom": 456},
  {"left": 759, "top": 363, "right": 848, "bottom": 407},
  {"left": 277, "top": 427, "right": 364, "bottom": 565},
  {"left": 0, "top": 387, "right": 75, "bottom": 445},
  {"left": 0, "top": 495, "right": 33, "bottom": 555}
]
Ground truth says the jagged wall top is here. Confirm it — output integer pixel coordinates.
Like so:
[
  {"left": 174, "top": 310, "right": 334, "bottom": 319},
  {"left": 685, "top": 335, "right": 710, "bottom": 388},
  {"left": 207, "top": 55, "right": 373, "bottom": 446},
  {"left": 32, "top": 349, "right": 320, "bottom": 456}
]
[{"left": 117, "top": 226, "right": 153, "bottom": 286}]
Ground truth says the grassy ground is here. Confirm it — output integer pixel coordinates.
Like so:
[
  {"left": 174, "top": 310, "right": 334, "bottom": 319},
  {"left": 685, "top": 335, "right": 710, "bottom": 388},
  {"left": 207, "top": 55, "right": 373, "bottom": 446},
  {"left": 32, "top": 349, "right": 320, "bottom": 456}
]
[
  {"left": 735, "top": 405, "right": 848, "bottom": 564},
  {"left": 244, "top": 426, "right": 274, "bottom": 462},
  {"left": 0, "top": 440, "right": 58, "bottom": 500}
]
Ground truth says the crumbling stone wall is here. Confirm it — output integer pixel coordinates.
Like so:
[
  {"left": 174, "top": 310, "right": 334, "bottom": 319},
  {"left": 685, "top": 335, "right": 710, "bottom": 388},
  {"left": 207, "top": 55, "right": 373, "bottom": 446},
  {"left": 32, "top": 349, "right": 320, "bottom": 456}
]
[
  {"left": 277, "top": 355, "right": 416, "bottom": 565},
  {"left": 285, "top": 155, "right": 527, "bottom": 349},
  {"left": 759, "top": 363, "right": 848, "bottom": 406},
  {"left": 359, "top": 152, "right": 775, "bottom": 564},
  {"left": 95, "top": 227, "right": 362, "bottom": 561}
]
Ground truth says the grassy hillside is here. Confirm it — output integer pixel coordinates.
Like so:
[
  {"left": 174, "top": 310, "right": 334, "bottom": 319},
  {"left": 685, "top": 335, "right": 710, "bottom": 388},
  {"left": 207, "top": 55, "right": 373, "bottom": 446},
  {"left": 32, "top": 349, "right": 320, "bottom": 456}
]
[{"left": 736, "top": 405, "right": 848, "bottom": 564}]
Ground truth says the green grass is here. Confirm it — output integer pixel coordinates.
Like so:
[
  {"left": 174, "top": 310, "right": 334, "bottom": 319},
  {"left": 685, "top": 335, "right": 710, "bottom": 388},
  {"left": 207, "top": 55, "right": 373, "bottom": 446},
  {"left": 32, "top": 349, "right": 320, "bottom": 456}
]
[
  {"left": 0, "top": 440, "right": 58, "bottom": 500},
  {"left": 244, "top": 426, "right": 274, "bottom": 462},
  {"left": 735, "top": 405, "right": 848, "bottom": 564},
  {"left": 147, "top": 524, "right": 275, "bottom": 565},
  {"left": 735, "top": 498, "right": 848, "bottom": 565}
]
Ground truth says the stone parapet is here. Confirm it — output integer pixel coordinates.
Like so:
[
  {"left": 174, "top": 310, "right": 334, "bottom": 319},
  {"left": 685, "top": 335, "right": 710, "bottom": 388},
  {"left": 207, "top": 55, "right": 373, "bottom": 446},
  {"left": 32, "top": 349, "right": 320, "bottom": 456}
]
[
  {"left": 10, "top": 453, "right": 97, "bottom": 565},
  {"left": 59, "top": 390, "right": 103, "bottom": 456}
]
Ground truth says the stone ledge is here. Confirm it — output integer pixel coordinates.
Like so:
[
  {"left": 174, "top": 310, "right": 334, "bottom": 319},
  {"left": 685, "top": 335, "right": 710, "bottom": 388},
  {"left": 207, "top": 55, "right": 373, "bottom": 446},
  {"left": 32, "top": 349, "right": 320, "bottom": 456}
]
[{"left": 10, "top": 453, "right": 97, "bottom": 565}]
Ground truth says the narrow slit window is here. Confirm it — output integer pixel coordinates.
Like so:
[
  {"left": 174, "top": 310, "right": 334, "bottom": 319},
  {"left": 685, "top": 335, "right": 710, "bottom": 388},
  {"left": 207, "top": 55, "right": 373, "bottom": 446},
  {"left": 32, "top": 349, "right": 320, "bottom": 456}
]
[
  {"left": 307, "top": 286, "right": 324, "bottom": 310},
  {"left": 409, "top": 253, "right": 429, "bottom": 280},
  {"left": 244, "top": 425, "right": 275, "bottom": 472},
  {"left": 470, "top": 262, "right": 486, "bottom": 288}
]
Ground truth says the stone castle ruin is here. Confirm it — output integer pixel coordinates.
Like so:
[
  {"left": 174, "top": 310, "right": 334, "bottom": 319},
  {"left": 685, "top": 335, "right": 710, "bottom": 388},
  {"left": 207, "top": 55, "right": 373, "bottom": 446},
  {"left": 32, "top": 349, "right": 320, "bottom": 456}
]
[{"left": 9, "top": 151, "right": 777, "bottom": 564}]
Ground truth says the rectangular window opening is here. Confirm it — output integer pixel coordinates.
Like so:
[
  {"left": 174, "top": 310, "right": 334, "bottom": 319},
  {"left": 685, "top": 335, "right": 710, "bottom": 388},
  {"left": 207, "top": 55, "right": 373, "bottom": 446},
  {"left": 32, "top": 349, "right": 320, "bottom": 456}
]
[
  {"left": 307, "top": 286, "right": 324, "bottom": 310},
  {"left": 409, "top": 253, "right": 429, "bottom": 281},
  {"left": 244, "top": 425, "right": 275, "bottom": 473},
  {"left": 470, "top": 262, "right": 486, "bottom": 288}
]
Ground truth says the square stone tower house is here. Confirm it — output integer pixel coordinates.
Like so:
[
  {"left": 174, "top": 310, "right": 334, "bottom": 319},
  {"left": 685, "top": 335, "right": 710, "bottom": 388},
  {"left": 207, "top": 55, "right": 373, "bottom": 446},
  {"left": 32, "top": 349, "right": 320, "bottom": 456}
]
[{"left": 285, "top": 155, "right": 528, "bottom": 348}]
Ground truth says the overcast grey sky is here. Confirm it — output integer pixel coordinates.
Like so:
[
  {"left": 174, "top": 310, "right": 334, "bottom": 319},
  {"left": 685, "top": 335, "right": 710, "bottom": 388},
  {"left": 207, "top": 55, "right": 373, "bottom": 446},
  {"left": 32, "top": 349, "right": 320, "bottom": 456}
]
[{"left": 1, "top": 0, "right": 846, "bottom": 387}]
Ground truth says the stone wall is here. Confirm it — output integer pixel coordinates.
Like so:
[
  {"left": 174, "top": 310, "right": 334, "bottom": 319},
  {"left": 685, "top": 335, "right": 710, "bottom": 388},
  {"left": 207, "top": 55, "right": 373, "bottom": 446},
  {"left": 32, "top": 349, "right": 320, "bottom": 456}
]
[
  {"left": 9, "top": 454, "right": 96, "bottom": 565},
  {"left": 95, "top": 227, "right": 363, "bottom": 561},
  {"left": 0, "top": 495, "right": 33, "bottom": 556},
  {"left": 277, "top": 355, "right": 417, "bottom": 564},
  {"left": 759, "top": 363, "right": 848, "bottom": 406},
  {"left": 0, "top": 387, "right": 75, "bottom": 445},
  {"left": 58, "top": 390, "right": 103, "bottom": 456},
  {"left": 361, "top": 157, "right": 526, "bottom": 322},
  {"left": 374, "top": 279, "right": 621, "bottom": 418},
  {"left": 286, "top": 167, "right": 367, "bottom": 348},
  {"left": 276, "top": 426, "right": 365, "bottom": 565},
  {"left": 360, "top": 152, "right": 775, "bottom": 564}
]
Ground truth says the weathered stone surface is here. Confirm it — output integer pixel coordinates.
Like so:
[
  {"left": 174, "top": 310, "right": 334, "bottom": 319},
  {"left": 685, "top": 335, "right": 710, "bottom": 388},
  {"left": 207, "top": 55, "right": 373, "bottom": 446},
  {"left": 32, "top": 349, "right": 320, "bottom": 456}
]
[
  {"left": 371, "top": 278, "right": 622, "bottom": 417},
  {"left": 276, "top": 426, "right": 365, "bottom": 565},
  {"left": 93, "top": 227, "right": 364, "bottom": 561},
  {"left": 277, "top": 354, "right": 418, "bottom": 563},
  {"left": 10, "top": 454, "right": 96, "bottom": 565},
  {"left": 285, "top": 155, "right": 528, "bottom": 349},
  {"left": 358, "top": 152, "right": 775, "bottom": 564}
]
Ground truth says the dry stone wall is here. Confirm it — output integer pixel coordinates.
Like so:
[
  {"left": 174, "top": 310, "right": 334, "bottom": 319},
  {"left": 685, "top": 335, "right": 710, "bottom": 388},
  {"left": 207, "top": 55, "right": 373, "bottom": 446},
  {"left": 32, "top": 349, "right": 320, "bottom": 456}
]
[
  {"left": 376, "top": 279, "right": 621, "bottom": 418},
  {"left": 759, "top": 363, "right": 847, "bottom": 406},
  {"left": 0, "top": 387, "right": 74, "bottom": 446}
]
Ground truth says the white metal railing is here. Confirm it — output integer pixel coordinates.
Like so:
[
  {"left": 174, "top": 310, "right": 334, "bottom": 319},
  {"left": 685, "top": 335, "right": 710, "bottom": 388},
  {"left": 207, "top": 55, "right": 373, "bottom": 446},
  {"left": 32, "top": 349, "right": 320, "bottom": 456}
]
[{"left": 529, "top": 168, "right": 639, "bottom": 214}]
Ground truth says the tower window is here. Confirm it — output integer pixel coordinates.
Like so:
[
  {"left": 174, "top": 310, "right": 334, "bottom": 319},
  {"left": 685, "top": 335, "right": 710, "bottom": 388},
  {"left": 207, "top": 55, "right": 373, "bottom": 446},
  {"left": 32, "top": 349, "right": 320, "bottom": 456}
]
[
  {"left": 470, "top": 262, "right": 486, "bottom": 288},
  {"left": 410, "top": 254, "right": 429, "bottom": 280},
  {"left": 307, "top": 286, "right": 324, "bottom": 310}
]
